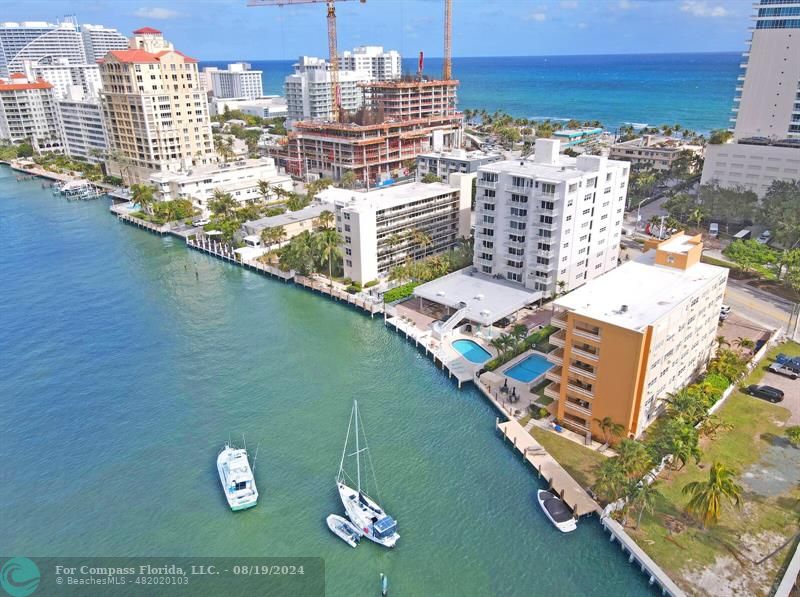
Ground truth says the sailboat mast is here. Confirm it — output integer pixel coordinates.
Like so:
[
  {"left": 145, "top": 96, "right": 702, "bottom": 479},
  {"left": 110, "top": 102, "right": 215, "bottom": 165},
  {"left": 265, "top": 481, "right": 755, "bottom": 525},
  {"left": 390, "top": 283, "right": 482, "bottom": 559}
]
[
  {"left": 337, "top": 402, "right": 355, "bottom": 482},
  {"left": 354, "top": 400, "right": 361, "bottom": 492}
]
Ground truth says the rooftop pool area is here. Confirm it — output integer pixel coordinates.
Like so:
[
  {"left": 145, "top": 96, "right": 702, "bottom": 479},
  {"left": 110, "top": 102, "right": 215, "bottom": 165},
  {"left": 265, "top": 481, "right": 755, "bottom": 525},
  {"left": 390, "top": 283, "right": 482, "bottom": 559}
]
[
  {"left": 504, "top": 354, "right": 553, "bottom": 383},
  {"left": 452, "top": 339, "right": 492, "bottom": 364}
]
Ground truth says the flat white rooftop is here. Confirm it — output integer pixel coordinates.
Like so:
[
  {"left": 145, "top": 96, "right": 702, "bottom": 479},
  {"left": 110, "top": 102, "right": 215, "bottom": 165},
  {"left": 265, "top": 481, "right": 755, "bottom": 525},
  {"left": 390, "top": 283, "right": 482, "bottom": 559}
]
[
  {"left": 413, "top": 268, "right": 542, "bottom": 326},
  {"left": 149, "top": 158, "right": 284, "bottom": 184},
  {"left": 317, "top": 181, "right": 457, "bottom": 212},
  {"left": 554, "top": 251, "right": 726, "bottom": 331}
]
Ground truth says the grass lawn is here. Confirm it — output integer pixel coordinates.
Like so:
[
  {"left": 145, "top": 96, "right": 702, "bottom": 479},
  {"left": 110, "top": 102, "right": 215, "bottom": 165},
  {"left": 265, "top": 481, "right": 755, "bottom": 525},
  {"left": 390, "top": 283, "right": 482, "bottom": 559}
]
[
  {"left": 528, "top": 426, "right": 606, "bottom": 490},
  {"left": 628, "top": 341, "right": 800, "bottom": 596}
]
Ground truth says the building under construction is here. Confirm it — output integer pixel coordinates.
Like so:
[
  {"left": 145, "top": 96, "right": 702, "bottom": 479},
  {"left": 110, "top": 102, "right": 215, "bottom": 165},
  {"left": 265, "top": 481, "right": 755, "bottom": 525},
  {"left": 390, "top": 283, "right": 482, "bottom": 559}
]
[{"left": 282, "top": 77, "right": 463, "bottom": 184}]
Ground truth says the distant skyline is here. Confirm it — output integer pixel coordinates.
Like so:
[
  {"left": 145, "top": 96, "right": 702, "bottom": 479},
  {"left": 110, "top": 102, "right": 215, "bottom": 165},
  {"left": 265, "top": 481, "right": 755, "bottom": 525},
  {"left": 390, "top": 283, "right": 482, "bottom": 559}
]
[{"left": 2, "top": 0, "right": 753, "bottom": 61}]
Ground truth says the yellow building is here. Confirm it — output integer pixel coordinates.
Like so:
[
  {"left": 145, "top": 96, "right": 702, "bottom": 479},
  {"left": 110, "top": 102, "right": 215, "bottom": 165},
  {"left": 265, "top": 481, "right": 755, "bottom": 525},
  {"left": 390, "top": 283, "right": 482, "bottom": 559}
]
[
  {"left": 99, "top": 27, "right": 215, "bottom": 183},
  {"left": 545, "top": 233, "right": 728, "bottom": 441}
]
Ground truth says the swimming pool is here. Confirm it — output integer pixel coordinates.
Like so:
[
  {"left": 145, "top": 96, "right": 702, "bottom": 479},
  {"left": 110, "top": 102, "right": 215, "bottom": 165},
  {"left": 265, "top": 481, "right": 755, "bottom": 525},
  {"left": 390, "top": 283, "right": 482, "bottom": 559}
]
[
  {"left": 505, "top": 354, "right": 554, "bottom": 383},
  {"left": 451, "top": 339, "right": 492, "bottom": 364}
]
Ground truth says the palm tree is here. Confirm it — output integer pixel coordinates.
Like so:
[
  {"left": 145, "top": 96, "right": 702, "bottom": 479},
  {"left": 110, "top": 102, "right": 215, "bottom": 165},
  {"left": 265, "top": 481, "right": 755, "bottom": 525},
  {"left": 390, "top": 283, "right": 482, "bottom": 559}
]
[
  {"left": 490, "top": 335, "right": 512, "bottom": 359},
  {"left": 257, "top": 179, "right": 277, "bottom": 204},
  {"left": 733, "top": 337, "right": 755, "bottom": 354},
  {"left": 616, "top": 439, "right": 653, "bottom": 479},
  {"left": 209, "top": 188, "right": 237, "bottom": 220},
  {"left": 689, "top": 208, "right": 705, "bottom": 230},
  {"left": 315, "top": 209, "right": 335, "bottom": 230},
  {"left": 314, "top": 228, "right": 343, "bottom": 285},
  {"left": 594, "top": 416, "right": 624, "bottom": 445},
  {"left": 409, "top": 229, "right": 432, "bottom": 260},
  {"left": 510, "top": 324, "right": 528, "bottom": 345},
  {"left": 340, "top": 170, "right": 357, "bottom": 189},
  {"left": 131, "top": 183, "right": 155, "bottom": 215},
  {"left": 682, "top": 462, "right": 743, "bottom": 528},
  {"left": 260, "top": 226, "right": 287, "bottom": 249},
  {"left": 594, "top": 458, "right": 626, "bottom": 502},
  {"left": 630, "top": 480, "right": 661, "bottom": 529},
  {"left": 715, "top": 336, "right": 730, "bottom": 350}
]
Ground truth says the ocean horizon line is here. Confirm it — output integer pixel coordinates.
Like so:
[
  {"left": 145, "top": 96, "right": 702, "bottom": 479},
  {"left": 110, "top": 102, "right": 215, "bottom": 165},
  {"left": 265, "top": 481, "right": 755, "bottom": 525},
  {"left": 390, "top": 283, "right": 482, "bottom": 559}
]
[{"left": 200, "top": 50, "right": 742, "bottom": 63}]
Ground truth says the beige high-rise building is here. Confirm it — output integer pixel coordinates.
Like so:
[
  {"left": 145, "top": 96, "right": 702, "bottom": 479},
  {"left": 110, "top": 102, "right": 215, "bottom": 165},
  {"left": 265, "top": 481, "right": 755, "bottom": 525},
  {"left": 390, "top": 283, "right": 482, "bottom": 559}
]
[{"left": 99, "top": 27, "right": 215, "bottom": 183}]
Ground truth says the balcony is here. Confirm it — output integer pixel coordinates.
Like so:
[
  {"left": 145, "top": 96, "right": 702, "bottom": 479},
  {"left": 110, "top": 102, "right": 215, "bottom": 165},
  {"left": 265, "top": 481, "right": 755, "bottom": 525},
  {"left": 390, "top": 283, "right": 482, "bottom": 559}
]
[
  {"left": 546, "top": 348, "right": 564, "bottom": 365},
  {"left": 569, "top": 362, "right": 596, "bottom": 380},
  {"left": 537, "top": 220, "right": 558, "bottom": 231},
  {"left": 505, "top": 184, "right": 531, "bottom": 195},
  {"left": 544, "top": 382, "right": 562, "bottom": 401},
  {"left": 564, "top": 399, "right": 592, "bottom": 418},
  {"left": 572, "top": 325, "right": 601, "bottom": 342},
  {"left": 551, "top": 312, "right": 568, "bottom": 329},
  {"left": 545, "top": 367, "right": 563, "bottom": 384},
  {"left": 477, "top": 179, "right": 498, "bottom": 190},
  {"left": 567, "top": 381, "right": 594, "bottom": 399},
  {"left": 550, "top": 330, "right": 566, "bottom": 348},
  {"left": 536, "top": 248, "right": 554, "bottom": 258},
  {"left": 561, "top": 415, "right": 590, "bottom": 434}
]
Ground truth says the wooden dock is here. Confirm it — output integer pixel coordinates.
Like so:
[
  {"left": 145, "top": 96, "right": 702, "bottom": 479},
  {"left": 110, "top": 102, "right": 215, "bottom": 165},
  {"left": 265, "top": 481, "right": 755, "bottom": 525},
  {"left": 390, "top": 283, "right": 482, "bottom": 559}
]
[
  {"left": 295, "top": 275, "right": 382, "bottom": 317},
  {"left": 110, "top": 204, "right": 171, "bottom": 236},
  {"left": 496, "top": 419, "right": 601, "bottom": 518}
]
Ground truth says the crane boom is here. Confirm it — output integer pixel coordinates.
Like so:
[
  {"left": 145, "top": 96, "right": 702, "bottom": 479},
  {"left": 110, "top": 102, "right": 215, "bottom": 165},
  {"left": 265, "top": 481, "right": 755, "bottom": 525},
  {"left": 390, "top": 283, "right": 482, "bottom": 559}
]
[
  {"left": 248, "top": 0, "right": 364, "bottom": 122},
  {"left": 442, "top": 0, "right": 452, "bottom": 80}
]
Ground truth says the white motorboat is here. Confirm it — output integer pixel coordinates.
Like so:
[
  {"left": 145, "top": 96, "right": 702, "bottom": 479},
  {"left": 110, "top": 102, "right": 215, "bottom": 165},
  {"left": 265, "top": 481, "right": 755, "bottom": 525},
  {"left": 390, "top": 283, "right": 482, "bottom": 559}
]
[
  {"left": 326, "top": 514, "right": 361, "bottom": 548},
  {"left": 537, "top": 489, "right": 577, "bottom": 533},
  {"left": 217, "top": 442, "right": 258, "bottom": 511},
  {"left": 336, "top": 401, "right": 399, "bottom": 548}
]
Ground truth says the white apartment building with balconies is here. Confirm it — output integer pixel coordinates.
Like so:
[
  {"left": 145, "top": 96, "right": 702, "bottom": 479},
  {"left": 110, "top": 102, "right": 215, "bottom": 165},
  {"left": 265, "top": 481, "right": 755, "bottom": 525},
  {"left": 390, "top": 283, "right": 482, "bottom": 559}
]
[
  {"left": 339, "top": 46, "right": 401, "bottom": 82},
  {"left": 701, "top": 0, "right": 800, "bottom": 196},
  {"left": 57, "top": 88, "right": 108, "bottom": 162},
  {"left": 0, "top": 73, "right": 62, "bottom": 151},
  {"left": 473, "top": 139, "right": 629, "bottom": 296},
  {"left": 317, "top": 174, "right": 473, "bottom": 283},
  {"left": 204, "top": 62, "right": 264, "bottom": 99},
  {"left": 284, "top": 56, "right": 370, "bottom": 122},
  {"left": 80, "top": 24, "right": 129, "bottom": 63}
]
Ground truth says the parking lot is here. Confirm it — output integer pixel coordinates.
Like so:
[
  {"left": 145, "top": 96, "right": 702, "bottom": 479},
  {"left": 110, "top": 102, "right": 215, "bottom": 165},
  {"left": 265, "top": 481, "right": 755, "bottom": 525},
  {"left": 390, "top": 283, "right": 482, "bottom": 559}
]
[{"left": 754, "top": 363, "right": 800, "bottom": 425}]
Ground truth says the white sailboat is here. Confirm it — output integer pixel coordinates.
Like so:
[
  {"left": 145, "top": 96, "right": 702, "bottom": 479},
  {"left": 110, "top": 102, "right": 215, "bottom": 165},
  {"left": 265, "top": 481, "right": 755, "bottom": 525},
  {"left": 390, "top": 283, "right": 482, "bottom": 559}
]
[
  {"left": 336, "top": 401, "right": 399, "bottom": 548},
  {"left": 217, "top": 442, "right": 258, "bottom": 511}
]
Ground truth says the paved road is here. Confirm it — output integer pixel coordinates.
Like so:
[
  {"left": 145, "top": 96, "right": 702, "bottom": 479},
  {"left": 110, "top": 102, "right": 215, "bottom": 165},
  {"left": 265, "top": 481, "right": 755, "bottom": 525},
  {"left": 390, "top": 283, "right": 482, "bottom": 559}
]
[{"left": 724, "top": 278, "right": 797, "bottom": 336}]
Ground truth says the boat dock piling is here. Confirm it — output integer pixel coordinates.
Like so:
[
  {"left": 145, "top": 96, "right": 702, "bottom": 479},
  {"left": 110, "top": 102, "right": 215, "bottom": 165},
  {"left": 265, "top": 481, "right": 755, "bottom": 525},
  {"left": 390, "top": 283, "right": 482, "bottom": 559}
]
[{"left": 495, "top": 419, "right": 601, "bottom": 518}]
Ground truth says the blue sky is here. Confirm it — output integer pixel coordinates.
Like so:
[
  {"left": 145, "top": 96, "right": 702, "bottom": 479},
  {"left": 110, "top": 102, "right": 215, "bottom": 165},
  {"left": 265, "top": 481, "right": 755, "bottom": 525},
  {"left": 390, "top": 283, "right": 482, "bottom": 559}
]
[{"left": 4, "top": 0, "right": 753, "bottom": 60}]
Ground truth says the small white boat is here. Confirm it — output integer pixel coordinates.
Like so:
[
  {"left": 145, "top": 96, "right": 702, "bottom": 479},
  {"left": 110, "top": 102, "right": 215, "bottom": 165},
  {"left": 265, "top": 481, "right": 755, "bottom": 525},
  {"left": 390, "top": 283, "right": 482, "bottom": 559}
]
[
  {"left": 537, "top": 489, "right": 577, "bottom": 533},
  {"left": 326, "top": 514, "right": 360, "bottom": 548},
  {"left": 217, "top": 443, "right": 258, "bottom": 511},
  {"left": 336, "top": 401, "right": 399, "bottom": 548}
]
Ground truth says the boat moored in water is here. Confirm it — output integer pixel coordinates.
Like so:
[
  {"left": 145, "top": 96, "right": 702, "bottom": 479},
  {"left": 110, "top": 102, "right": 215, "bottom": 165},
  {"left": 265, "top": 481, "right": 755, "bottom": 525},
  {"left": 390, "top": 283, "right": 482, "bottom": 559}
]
[
  {"left": 336, "top": 401, "right": 400, "bottom": 548},
  {"left": 326, "top": 514, "right": 361, "bottom": 548},
  {"left": 217, "top": 443, "right": 258, "bottom": 511},
  {"left": 537, "top": 489, "right": 577, "bottom": 533}
]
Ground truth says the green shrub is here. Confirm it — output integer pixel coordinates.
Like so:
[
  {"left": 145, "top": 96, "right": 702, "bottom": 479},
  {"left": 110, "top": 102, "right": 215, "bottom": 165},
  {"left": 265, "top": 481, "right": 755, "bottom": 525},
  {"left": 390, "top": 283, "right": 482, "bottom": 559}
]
[
  {"left": 342, "top": 277, "right": 352, "bottom": 286},
  {"left": 346, "top": 285, "right": 360, "bottom": 294},
  {"left": 364, "top": 280, "right": 378, "bottom": 288},
  {"left": 383, "top": 282, "right": 419, "bottom": 303},
  {"left": 702, "top": 372, "right": 731, "bottom": 395}
]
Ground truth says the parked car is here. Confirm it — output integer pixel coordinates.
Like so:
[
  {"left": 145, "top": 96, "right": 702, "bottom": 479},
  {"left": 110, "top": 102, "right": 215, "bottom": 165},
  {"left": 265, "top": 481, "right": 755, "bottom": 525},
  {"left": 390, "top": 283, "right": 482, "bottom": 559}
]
[
  {"left": 754, "top": 339, "right": 766, "bottom": 353},
  {"left": 192, "top": 218, "right": 210, "bottom": 227},
  {"left": 720, "top": 305, "right": 731, "bottom": 315},
  {"left": 709, "top": 223, "right": 719, "bottom": 238},
  {"left": 756, "top": 230, "right": 772, "bottom": 244},
  {"left": 775, "top": 353, "right": 800, "bottom": 369},
  {"left": 745, "top": 384, "right": 785, "bottom": 403},
  {"left": 768, "top": 363, "right": 799, "bottom": 380}
]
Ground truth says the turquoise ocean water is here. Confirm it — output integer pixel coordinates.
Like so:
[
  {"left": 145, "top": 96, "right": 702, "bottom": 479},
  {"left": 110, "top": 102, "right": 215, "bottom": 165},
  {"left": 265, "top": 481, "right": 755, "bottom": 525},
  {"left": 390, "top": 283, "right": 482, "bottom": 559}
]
[
  {"left": 0, "top": 166, "right": 657, "bottom": 595},
  {"left": 203, "top": 52, "right": 740, "bottom": 133}
]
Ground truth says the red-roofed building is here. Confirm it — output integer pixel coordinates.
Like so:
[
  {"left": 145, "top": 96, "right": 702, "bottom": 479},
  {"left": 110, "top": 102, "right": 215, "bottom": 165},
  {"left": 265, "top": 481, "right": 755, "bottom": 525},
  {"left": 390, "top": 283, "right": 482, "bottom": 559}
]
[
  {"left": 99, "top": 29, "right": 214, "bottom": 183},
  {"left": 0, "top": 74, "right": 62, "bottom": 151}
]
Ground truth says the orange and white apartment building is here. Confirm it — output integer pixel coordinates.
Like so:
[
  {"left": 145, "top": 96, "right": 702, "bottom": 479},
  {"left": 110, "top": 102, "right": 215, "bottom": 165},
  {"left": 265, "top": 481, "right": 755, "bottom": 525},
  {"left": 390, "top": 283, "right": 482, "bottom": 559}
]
[{"left": 545, "top": 233, "right": 728, "bottom": 440}]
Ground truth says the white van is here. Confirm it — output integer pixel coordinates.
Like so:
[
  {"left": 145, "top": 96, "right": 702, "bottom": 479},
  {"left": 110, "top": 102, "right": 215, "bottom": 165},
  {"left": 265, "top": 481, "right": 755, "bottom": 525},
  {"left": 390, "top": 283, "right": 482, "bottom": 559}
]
[
  {"left": 709, "top": 223, "right": 719, "bottom": 238},
  {"left": 243, "top": 235, "right": 262, "bottom": 248}
]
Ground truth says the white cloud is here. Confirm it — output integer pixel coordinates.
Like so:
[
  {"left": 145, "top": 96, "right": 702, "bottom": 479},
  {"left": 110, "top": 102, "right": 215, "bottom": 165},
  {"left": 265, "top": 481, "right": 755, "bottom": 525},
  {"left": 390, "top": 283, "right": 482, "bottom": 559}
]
[
  {"left": 560, "top": 0, "right": 579, "bottom": 8},
  {"left": 134, "top": 7, "right": 180, "bottom": 20},
  {"left": 680, "top": 1, "right": 728, "bottom": 17},
  {"left": 576, "top": 22, "right": 588, "bottom": 29},
  {"left": 525, "top": 12, "right": 547, "bottom": 22},
  {"left": 617, "top": 0, "right": 636, "bottom": 9}
]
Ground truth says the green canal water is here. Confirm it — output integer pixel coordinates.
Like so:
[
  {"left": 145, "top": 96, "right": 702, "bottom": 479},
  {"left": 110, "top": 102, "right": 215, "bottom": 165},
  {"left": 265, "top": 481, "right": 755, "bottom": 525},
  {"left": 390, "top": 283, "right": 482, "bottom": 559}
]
[{"left": 0, "top": 165, "right": 655, "bottom": 595}]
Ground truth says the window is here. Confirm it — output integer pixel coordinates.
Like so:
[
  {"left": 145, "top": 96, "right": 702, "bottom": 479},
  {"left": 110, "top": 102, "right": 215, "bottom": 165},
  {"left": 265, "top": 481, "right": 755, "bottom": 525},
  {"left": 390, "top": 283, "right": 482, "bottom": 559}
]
[
  {"left": 541, "top": 183, "right": 556, "bottom": 195},
  {"left": 481, "top": 265, "right": 492, "bottom": 274},
  {"left": 344, "top": 224, "right": 351, "bottom": 232},
  {"left": 506, "top": 271, "right": 522, "bottom": 282},
  {"left": 510, "top": 207, "right": 527, "bottom": 217},
  {"left": 510, "top": 220, "right": 526, "bottom": 230},
  {"left": 483, "top": 215, "right": 495, "bottom": 224}
]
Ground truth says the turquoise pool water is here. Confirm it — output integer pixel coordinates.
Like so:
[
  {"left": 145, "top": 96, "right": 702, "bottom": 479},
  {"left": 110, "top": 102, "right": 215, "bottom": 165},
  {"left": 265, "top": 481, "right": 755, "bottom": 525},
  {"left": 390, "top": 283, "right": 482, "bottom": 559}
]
[
  {"left": 505, "top": 354, "right": 554, "bottom": 383},
  {"left": 452, "top": 339, "right": 492, "bottom": 364}
]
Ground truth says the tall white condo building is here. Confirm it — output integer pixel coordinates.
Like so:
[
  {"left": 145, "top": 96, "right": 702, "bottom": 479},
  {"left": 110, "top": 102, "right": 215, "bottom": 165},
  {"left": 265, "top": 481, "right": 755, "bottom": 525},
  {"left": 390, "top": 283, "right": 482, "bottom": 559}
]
[
  {"left": 474, "top": 139, "right": 630, "bottom": 296},
  {"left": 204, "top": 62, "right": 264, "bottom": 99},
  {"left": 701, "top": 0, "right": 800, "bottom": 196}
]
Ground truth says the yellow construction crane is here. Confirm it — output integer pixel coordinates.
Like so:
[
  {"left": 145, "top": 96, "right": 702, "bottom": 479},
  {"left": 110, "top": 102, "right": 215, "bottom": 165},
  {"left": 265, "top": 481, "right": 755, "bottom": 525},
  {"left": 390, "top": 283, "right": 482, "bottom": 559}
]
[{"left": 247, "top": 0, "right": 366, "bottom": 122}]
